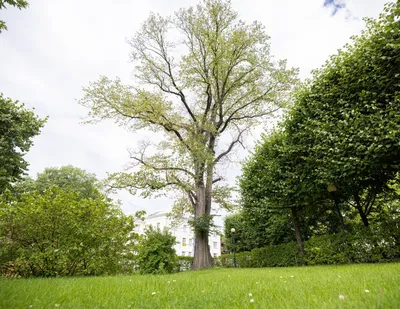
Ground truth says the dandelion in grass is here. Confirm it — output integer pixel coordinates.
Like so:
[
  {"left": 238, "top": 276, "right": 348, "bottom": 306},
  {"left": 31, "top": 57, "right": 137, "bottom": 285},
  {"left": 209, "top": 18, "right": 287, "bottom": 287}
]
[
  {"left": 280, "top": 276, "right": 283, "bottom": 278},
  {"left": 152, "top": 292, "right": 156, "bottom": 295},
  {"left": 228, "top": 275, "right": 230, "bottom": 277},
  {"left": 338, "top": 275, "right": 341, "bottom": 278},
  {"left": 290, "top": 275, "right": 294, "bottom": 278},
  {"left": 365, "top": 290, "right": 370, "bottom": 293},
  {"left": 248, "top": 293, "right": 253, "bottom": 297},
  {"left": 339, "top": 295, "right": 345, "bottom": 301},
  {"left": 173, "top": 280, "right": 176, "bottom": 282},
  {"left": 250, "top": 299, "right": 255, "bottom": 303},
  {"left": 202, "top": 290, "right": 205, "bottom": 293},
  {"left": 55, "top": 305, "right": 60, "bottom": 307},
  {"left": 256, "top": 282, "right": 259, "bottom": 284}
]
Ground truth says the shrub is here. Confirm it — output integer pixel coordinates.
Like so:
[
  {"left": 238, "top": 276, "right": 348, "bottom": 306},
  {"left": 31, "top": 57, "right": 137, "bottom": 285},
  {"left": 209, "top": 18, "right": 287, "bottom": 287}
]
[
  {"left": 218, "top": 227, "right": 400, "bottom": 268},
  {"left": 137, "top": 226, "right": 177, "bottom": 274},
  {"left": 176, "top": 256, "right": 194, "bottom": 271}
]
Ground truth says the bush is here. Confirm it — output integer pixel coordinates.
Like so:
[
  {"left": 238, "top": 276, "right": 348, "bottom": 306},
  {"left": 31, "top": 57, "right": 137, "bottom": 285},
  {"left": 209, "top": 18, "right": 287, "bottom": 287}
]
[
  {"left": 0, "top": 187, "right": 136, "bottom": 277},
  {"left": 218, "top": 227, "right": 400, "bottom": 268},
  {"left": 137, "top": 226, "right": 177, "bottom": 274},
  {"left": 176, "top": 256, "right": 194, "bottom": 271}
]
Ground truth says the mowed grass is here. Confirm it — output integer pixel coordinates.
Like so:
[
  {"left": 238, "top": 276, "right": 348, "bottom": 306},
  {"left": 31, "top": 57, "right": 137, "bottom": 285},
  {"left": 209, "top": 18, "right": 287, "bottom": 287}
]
[{"left": 1, "top": 263, "right": 400, "bottom": 309}]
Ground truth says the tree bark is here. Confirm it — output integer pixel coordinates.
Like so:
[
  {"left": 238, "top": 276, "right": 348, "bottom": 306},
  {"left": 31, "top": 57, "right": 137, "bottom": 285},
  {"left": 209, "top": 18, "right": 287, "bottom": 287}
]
[
  {"left": 192, "top": 182, "right": 214, "bottom": 270},
  {"left": 333, "top": 192, "right": 346, "bottom": 231},
  {"left": 354, "top": 193, "right": 369, "bottom": 227},
  {"left": 290, "top": 207, "right": 304, "bottom": 257}
]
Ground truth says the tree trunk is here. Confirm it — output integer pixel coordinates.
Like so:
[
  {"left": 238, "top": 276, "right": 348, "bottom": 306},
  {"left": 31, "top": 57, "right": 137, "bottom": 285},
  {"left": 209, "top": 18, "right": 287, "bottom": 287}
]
[
  {"left": 192, "top": 182, "right": 214, "bottom": 270},
  {"left": 333, "top": 192, "right": 346, "bottom": 231},
  {"left": 290, "top": 207, "right": 304, "bottom": 257},
  {"left": 354, "top": 193, "right": 369, "bottom": 227}
]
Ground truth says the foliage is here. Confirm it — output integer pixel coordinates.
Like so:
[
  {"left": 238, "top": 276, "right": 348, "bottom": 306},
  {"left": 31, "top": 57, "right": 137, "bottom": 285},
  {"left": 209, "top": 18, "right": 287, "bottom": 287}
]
[
  {"left": 218, "top": 223, "right": 400, "bottom": 268},
  {"left": 188, "top": 214, "right": 215, "bottom": 236},
  {"left": 137, "top": 226, "right": 177, "bottom": 274},
  {"left": 0, "top": 186, "right": 136, "bottom": 277},
  {"left": 176, "top": 256, "right": 194, "bottom": 271},
  {"left": 0, "top": 93, "right": 47, "bottom": 193},
  {"left": 13, "top": 165, "right": 101, "bottom": 200},
  {"left": 79, "top": 0, "right": 298, "bottom": 268},
  {"left": 283, "top": 0, "right": 400, "bottom": 226},
  {"left": 0, "top": 0, "right": 29, "bottom": 32},
  {"left": 218, "top": 242, "right": 301, "bottom": 268}
]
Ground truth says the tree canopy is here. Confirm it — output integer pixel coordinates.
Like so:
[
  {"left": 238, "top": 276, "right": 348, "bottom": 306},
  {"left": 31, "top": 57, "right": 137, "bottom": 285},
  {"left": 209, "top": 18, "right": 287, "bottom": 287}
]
[
  {"left": 0, "top": 94, "right": 47, "bottom": 193},
  {"left": 80, "top": 0, "right": 298, "bottom": 269}
]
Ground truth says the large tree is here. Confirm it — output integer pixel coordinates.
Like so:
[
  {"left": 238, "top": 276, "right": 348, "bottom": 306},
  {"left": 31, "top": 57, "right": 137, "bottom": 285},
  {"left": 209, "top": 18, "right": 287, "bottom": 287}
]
[
  {"left": 80, "top": 0, "right": 297, "bottom": 269},
  {"left": 0, "top": 94, "right": 46, "bottom": 193}
]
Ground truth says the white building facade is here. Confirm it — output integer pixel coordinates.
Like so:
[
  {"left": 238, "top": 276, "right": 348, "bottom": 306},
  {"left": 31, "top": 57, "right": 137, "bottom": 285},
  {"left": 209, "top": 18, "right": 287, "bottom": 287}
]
[{"left": 135, "top": 210, "right": 221, "bottom": 257}]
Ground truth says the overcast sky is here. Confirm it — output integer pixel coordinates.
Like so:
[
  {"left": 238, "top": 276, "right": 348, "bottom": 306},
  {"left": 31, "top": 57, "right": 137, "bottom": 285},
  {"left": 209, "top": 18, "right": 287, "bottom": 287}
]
[{"left": 0, "top": 0, "right": 392, "bottom": 218}]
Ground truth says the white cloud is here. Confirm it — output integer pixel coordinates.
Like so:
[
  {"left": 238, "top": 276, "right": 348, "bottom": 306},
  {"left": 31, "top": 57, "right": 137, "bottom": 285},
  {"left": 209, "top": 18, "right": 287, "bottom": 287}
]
[{"left": 0, "top": 0, "right": 392, "bottom": 218}]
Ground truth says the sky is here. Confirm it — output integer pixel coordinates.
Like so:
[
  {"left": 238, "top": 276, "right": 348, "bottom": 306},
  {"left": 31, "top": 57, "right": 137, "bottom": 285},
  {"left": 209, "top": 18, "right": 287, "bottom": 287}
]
[{"left": 0, "top": 0, "right": 393, "bottom": 220}]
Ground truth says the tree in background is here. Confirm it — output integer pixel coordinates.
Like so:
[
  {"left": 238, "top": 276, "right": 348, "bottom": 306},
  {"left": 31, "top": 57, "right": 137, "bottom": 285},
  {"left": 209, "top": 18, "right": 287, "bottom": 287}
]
[
  {"left": 0, "top": 94, "right": 46, "bottom": 194},
  {"left": 80, "top": 0, "right": 298, "bottom": 269},
  {"left": 13, "top": 165, "right": 101, "bottom": 200},
  {"left": 137, "top": 226, "right": 177, "bottom": 274},
  {"left": 0, "top": 0, "right": 28, "bottom": 33}
]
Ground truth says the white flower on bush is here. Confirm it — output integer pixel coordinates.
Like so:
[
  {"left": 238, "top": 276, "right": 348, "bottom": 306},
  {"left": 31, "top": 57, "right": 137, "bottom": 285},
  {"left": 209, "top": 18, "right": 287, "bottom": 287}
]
[
  {"left": 250, "top": 299, "right": 255, "bottom": 303},
  {"left": 152, "top": 292, "right": 156, "bottom": 295},
  {"left": 365, "top": 290, "right": 370, "bottom": 293},
  {"left": 339, "top": 295, "right": 345, "bottom": 301},
  {"left": 248, "top": 293, "right": 253, "bottom": 297}
]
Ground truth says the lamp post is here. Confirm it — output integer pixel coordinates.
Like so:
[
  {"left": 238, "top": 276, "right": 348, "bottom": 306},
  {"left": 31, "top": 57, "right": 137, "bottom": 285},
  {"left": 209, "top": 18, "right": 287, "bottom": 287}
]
[
  {"left": 327, "top": 184, "right": 346, "bottom": 231},
  {"left": 231, "top": 228, "right": 237, "bottom": 268}
]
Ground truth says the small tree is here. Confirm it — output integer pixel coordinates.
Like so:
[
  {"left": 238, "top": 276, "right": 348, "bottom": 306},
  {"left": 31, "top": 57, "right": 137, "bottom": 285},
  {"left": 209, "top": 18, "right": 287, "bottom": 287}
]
[
  {"left": 80, "top": 0, "right": 297, "bottom": 269},
  {"left": 137, "top": 226, "right": 177, "bottom": 274}
]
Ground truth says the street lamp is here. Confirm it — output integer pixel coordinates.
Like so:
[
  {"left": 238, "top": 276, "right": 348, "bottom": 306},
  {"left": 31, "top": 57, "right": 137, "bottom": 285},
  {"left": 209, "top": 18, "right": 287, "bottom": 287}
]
[
  {"left": 327, "top": 184, "right": 346, "bottom": 231},
  {"left": 231, "top": 228, "right": 237, "bottom": 268}
]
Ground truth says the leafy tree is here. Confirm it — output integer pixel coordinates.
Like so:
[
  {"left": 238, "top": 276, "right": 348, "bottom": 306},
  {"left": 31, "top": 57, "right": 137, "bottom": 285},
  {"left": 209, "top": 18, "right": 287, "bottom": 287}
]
[
  {"left": 0, "top": 186, "right": 136, "bottom": 277},
  {"left": 0, "top": 0, "right": 29, "bottom": 33},
  {"left": 137, "top": 226, "right": 177, "bottom": 274},
  {"left": 79, "top": 0, "right": 297, "bottom": 269},
  {"left": 14, "top": 165, "right": 101, "bottom": 199},
  {"left": 284, "top": 0, "right": 400, "bottom": 227},
  {"left": 0, "top": 94, "right": 46, "bottom": 193}
]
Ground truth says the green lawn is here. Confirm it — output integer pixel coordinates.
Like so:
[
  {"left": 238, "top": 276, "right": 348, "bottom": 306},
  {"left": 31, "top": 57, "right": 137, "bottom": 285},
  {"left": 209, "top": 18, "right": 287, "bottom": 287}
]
[{"left": 1, "top": 263, "right": 399, "bottom": 308}]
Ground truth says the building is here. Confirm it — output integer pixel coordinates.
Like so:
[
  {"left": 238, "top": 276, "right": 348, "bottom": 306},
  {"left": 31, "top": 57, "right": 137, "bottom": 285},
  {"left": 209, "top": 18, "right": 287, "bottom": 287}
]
[{"left": 135, "top": 209, "right": 221, "bottom": 257}]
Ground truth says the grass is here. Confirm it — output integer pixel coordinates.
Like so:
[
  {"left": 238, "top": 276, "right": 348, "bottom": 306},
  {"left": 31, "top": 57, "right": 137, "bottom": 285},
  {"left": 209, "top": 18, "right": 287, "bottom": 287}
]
[{"left": 1, "top": 263, "right": 400, "bottom": 308}]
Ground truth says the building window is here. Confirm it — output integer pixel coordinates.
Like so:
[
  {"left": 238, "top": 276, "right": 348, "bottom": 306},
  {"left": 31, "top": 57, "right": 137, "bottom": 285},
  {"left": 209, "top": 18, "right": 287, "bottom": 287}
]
[
  {"left": 213, "top": 232, "right": 217, "bottom": 237},
  {"left": 213, "top": 242, "right": 218, "bottom": 249},
  {"left": 213, "top": 253, "right": 217, "bottom": 257},
  {"left": 189, "top": 238, "right": 193, "bottom": 245},
  {"left": 189, "top": 252, "right": 192, "bottom": 256},
  {"left": 183, "top": 225, "right": 187, "bottom": 232},
  {"left": 182, "top": 237, "right": 186, "bottom": 246},
  {"left": 157, "top": 222, "right": 160, "bottom": 229},
  {"left": 182, "top": 251, "right": 186, "bottom": 256}
]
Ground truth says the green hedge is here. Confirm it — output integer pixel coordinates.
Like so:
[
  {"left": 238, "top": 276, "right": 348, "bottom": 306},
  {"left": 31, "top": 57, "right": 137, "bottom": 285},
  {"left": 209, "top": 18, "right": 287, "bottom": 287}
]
[
  {"left": 217, "top": 227, "right": 400, "bottom": 268},
  {"left": 176, "top": 256, "right": 194, "bottom": 271}
]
